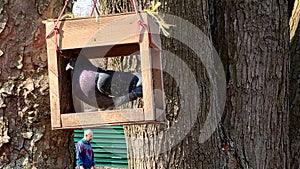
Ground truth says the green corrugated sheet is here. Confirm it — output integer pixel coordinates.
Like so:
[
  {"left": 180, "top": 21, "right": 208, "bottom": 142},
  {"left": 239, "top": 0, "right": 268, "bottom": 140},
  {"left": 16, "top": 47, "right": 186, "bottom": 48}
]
[{"left": 74, "top": 126, "right": 128, "bottom": 168}]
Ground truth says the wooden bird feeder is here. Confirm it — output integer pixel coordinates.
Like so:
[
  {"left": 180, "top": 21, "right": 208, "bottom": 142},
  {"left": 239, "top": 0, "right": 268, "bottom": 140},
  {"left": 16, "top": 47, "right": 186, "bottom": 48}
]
[{"left": 45, "top": 12, "right": 165, "bottom": 129}]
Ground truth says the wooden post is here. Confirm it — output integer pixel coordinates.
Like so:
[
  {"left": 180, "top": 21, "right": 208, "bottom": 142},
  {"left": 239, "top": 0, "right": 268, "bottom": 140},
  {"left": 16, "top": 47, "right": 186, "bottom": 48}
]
[
  {"left": 140, "top": 32, "right": 155, "bottom": 121},
  {"left": 60, "top": 108, "right": 144, "bottom": 128},
  {"left": 46, "top": 22, "right": 62, "bottom": 128},
  {"left": 152, "top": 49, "right": 165, "bottom": 122}
]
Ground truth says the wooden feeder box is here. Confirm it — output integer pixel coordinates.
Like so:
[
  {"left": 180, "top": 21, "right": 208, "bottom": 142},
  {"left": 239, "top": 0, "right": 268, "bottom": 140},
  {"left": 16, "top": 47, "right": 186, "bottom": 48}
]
[{"left": 45, "top": 12, "right": 165, "bottom": 129}]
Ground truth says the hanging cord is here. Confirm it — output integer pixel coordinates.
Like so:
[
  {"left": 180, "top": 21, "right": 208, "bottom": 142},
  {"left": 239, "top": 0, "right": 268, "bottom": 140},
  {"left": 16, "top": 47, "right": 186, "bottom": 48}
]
[
  {"left": 90, "top": 0, "right": 97, "bottom": 16},
  {"left": 129, "top": 0, "right": 152, "bottom": 44},
  {"left": 90, "top": 0, "right": 100, "bottom": 17},
  {"left": 45, "top": 0, "right": 71, "bottom": 52},
  {"left": 91, "top": 0, "right": 101, "bottom": 22}
]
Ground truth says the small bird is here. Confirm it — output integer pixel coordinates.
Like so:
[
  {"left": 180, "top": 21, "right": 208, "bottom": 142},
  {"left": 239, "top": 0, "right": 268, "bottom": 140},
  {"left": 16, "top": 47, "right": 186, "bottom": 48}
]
[{"left": 66, "top": 56, "right": 143, "bottom": 110}]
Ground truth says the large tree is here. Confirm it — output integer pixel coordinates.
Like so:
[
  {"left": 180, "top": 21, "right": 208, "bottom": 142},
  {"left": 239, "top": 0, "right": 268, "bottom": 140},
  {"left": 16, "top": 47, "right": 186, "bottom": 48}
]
[
  {"left": 289, "top": 0, "right": 300, "bottom": 168},
  {"left": 212, "top": 1, "right": 290, "bottom": 168},
  {"left": 0, "top": 0, "right": 74, "bottom": 168},
  {"left": 0, "top": 0, "right": 294, "bottom": 169}
]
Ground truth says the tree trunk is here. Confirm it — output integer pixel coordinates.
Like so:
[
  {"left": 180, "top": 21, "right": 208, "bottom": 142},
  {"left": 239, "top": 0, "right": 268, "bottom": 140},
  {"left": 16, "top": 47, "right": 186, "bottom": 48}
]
[
  {"left": 289, "top": 0, "right": 300, "bottom": 168},
  {"left": 98, "top": 0, "right": 223, "bottom": 168},
  {"left": 101, "top": 0, "right": 290, "bottom": 168},
  {"left": 0, "top": 0, "right": 74, "bottom": 168},
  {"left": 212, "top": 0, "right": 290, "bottom": 168},
  {"left": 130, "top": 0, "right": 225, "bottom": 168},
  {"left": 0, "top": 0, "right": 292, "bottom": 169}
]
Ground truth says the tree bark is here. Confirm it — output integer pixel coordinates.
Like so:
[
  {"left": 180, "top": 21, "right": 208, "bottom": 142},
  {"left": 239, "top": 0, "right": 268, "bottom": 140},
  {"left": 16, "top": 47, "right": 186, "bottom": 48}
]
[
  {"left": 0, "top": 0, "right": 74, "bottom": 168},
  {"left": 118, "top": 0, "right": 290, "bottom": 168},
  {"left": 0, "top": 0, "right": 292, "bottom": 169},
  {"left": 212, "top": 0, "right": 290, "bottom": 168},
  {"left": 289, "top": 0, "right": 300, "bottom": 168},
  {"left": 98, "top": 0, "right": 223, "bottom": 168},
  {"left": 74, "top": 0, "right": 291, "bottom": 168}
]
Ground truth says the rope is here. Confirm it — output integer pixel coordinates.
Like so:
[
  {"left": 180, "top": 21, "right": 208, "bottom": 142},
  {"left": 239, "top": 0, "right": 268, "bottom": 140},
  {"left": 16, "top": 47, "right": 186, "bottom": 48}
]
[
  {"left": 129, "top": 0, "right": 152, "bottom": 44},
  {"left": 45, "top": 0, "right": 70, "bottom": 52},
  {"left": 90, "top": 0, "right": 97, "bottom": 17},
  {"left": 145, "top": 1, "right": 175, "bottom": 37}
]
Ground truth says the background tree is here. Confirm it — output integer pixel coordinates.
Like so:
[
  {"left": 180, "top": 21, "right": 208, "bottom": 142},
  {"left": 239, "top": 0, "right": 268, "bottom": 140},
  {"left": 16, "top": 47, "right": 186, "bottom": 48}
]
[
  {"left": 212, "top": 1, "right": 290, "bottom": 168},
  {"left": 289, "top": 0, "right": 300, "bottom": 168},
  {"left": 0, "top": 0, "right": 295, "bottom": 169},
  {"left": 0, "top": 0, "right": 74, "bottom": 168},
  {"left": 101, "top": 0, "right": 290, "bottom": 168}
]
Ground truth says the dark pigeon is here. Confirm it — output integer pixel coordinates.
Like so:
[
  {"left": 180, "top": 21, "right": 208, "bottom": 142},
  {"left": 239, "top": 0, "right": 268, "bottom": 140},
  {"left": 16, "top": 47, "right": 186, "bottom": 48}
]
[{"left": 67, "top": 56, "right": 142, "bottom": 110}]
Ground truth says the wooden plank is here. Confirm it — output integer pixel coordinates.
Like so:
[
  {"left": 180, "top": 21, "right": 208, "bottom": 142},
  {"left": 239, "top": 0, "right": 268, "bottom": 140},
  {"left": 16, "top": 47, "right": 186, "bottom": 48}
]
[
  {"left": 49, "top": 92, "right": 61, "bottom": 128},
  {"left": 60, "top": 108, "right": 144, "bottom": 128},
  {"left": 47, "top": 13, "right": 140, "bottom": 50},
  {"left": 152, "top": 50, "right": 166, "bottom": 122},
  {"left": 45, "top": 12, "right": 160, "bottom": 51},
  {"left": 140, "top": 28, "right": 156, "bottom": 121},
  {"left": 46, "top": 35, "right": 61, "bottom": 128},
  {"left": 48, "top": 62, "right": 61, "bottom": 128},
  {"left": 53, "top": 121, "right": 164, "bottom": 130}
]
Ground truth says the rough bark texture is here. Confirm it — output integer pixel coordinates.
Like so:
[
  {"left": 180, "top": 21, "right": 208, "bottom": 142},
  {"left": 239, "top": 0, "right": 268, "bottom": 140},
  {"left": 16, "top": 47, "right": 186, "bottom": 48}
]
[
  {"left": 212, "top": 0, "right": 290, "bottom": 168},
  {"left": 113, "top": 0, "right": 290, "bottom": 168},
  {"left": 0, "top": 0, "right": 293, "bottom": 169},
  {"left": 99, "top": 0, "right": 221, "bottom": 168},
  {"left": 290, "top": 0, "right": 300, "bottom": 168},
  {"left": 0, "top": 0, "right": 74, "bottom": 168}
]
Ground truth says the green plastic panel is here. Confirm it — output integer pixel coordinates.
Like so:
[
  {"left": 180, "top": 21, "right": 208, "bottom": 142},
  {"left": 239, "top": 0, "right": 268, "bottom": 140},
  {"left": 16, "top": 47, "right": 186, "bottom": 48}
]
[{"left": 74, "top": 126, "right": 128, "bottom": 168}]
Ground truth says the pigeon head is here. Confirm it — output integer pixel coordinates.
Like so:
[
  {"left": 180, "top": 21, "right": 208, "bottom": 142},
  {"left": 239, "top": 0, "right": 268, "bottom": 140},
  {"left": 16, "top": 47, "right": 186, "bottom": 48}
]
[{"left": 66, "top": 57, "right": 77, "bottom": 71}]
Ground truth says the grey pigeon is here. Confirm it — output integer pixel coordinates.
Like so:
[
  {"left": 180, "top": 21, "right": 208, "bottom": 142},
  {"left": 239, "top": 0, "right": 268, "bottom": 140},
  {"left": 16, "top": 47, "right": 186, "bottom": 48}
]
[{"left": 67, "top": 56, "right": 142, "bottom": 110}]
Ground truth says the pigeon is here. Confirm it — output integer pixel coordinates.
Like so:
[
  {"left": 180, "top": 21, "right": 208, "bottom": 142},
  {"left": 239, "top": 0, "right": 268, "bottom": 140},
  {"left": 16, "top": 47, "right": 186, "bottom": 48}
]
[{"left": 67, "top": 56, "right": 143, "bottom": 110}]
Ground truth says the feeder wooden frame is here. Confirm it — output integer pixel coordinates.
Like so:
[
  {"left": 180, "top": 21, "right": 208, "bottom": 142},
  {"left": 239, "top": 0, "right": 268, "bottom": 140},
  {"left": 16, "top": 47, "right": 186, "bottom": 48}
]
[{"left": 45, "top": 12, "right": 165, "bottom": 129}]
